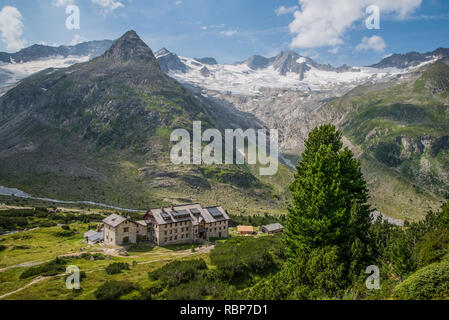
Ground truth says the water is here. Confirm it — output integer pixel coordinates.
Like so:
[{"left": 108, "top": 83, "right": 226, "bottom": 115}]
[{"left": 0, "top": 185, "right": 143, "bottom": 213}]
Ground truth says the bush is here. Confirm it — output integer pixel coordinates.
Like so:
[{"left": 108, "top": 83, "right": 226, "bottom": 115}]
[
  {"left": 38, "top": 221, "right": 57, "bottom": 228},
  {"left": 54, "top": 230, "right": 76, "bottom": 237},
  {"left": 394, "top": 261, "right": 449, "bottom": 300},
  {"left": 105, "top": 262, "right": 130, "bottom": 275},
  {"left": 210, "top": 236, "right": 284, "bottom": 281},
  {"left": 246, "top": 246, "right": 351, "bottom": 300},
  {"left": 20, "top": 258, "right": 67, "bottom": 279},
  {"left": 0, "top": 244, "right": 6, "bottom": 252},
  {"left": 94, "top": 280, "right": 138, "bottom": 300},
  {"left": 164, "top": 280, "right": 237, "bottom": 300},
  {"left": 148, "top": 259, "right": 207, "bottom": 288},
  {"left": 416, "top": 228, "right": 449, "bottom": 267}
]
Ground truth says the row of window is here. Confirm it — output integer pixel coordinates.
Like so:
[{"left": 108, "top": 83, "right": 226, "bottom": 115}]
[
  {"left": 164, "top": 234, "right": 190, "bottom": 242},
  {"left": 164, "top": 227, "right": 190, "bottom": 236},
  {"left": 162, "top": 221, "right": 190, "bottom": 229}
]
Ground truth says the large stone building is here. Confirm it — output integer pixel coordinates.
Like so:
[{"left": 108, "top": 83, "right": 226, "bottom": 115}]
[
  {"left": 103, "top": 214, "right": 149, "bottom": 246},
  {"left": 144, "top": 204, "right": 230, "bottom": 246},
  {"left": 102, "top": 204, "right": 230, "bottom": 246}
]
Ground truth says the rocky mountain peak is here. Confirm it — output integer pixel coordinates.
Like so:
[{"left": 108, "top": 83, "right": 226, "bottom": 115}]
[
  {"left": 155, "top": 48, "right": 170, "bottom": 57},
  {"left": 155, "top": 47, "right": 187, "bottom": 73},
  {"left": 102, "top": 30, "right": 158, "bottom": 65}
]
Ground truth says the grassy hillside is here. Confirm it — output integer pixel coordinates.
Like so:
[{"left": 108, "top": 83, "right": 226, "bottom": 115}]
[{"left": 318, "top": 60, "right": 449, "bottom": 220}]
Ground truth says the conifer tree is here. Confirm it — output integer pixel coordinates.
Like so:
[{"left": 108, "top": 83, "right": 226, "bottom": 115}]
[{"left": 285, "top": 124, "right": 372, "bottom": 261}]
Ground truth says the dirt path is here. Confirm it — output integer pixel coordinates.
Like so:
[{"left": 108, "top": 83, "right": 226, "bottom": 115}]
[
  {"left": 0, "top": 245, "right": 215, "bottom": 299},
  {"left": 0, "top": 276, "right": 51, "bottom": 299},
  {"left": 0, "top": 261, "right": 49, "bottom": 273}
]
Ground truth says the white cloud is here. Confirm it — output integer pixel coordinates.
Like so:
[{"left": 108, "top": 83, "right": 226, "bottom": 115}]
[
  {"left": 220, "top": 30, "right": 238, "bottom": 37},
  {"left": 275, "top": 5, "right": 299, "bottom": 16},
  {"left": 288, "top": 0, "right": 422, "bottom": 49},
  {"left": 70, "top": 34, "right": 87, "bottom": 45},
  {"left": 91, "top": 0, "right": 124, "bottom": 12},
  {"left": 0, "top": 6, "right": 27, "bottom": 51},
  {"left": 329, "top": 47, "right": 340, "bottom": 54},
  {"left": 52, "top": 0, "right": 75, "bottom": 7},
  {"left": 355, "top": 35, "right": 386, "bottom": 52},
  {"left": 201, "top": 26, "right": 208, "bottom": 30},
  {"left": 174, "top": 0, "right": 183, "bottom": 5}
]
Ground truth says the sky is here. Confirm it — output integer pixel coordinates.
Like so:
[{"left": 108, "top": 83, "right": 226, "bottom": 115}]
[{"left": 0, "top": 0, "right": 448, "bottom": 67}]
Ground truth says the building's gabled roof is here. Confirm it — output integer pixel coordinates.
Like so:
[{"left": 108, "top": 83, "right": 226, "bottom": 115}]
[
  {"left": 148, "top": 204, "right": 230, "bottom": 226},
  {"left": 103, "top": 214, "right": 127, "bottom": 228},
  {"left": 262, "top": 223, "right": 284, "bottom": 232},
  {"left": 237, "top": 226, "right": 254, "bottom": 233},
  {"left": 136, "top": 220, "right": 148, "bottom": 227}
]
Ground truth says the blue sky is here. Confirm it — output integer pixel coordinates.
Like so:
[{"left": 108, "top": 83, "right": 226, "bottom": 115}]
[{"left": 0, "top": 0, "right": 448, "bottom": 66}]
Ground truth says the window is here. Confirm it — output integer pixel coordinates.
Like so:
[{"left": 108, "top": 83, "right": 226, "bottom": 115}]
[
  {"left": 123, "top": 227, "right": 129, "bottom": 233},
  {"left": 164, "top": 231, "right": 167, "bottom": 235}
]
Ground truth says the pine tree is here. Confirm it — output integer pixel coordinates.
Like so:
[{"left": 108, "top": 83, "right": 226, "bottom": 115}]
[{"left": 285, "top": 124, "right": 372, "bottom": 262}]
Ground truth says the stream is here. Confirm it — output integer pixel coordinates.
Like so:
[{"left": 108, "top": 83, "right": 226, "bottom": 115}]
[{"left": 0, "top": 185, "right": 143, "bottom": 213}]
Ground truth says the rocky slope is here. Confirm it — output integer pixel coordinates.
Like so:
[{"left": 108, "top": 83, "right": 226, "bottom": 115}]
[{"left": 156, "top": 47, "right": 449, "bottom": 219}]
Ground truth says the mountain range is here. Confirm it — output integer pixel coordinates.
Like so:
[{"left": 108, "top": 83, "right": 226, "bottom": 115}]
[
  {"left": 0, "top": 31, "right": 448, "bottom": 220},
  {"left": 0, "top": 31, "right": 288, "bottom": 217}
]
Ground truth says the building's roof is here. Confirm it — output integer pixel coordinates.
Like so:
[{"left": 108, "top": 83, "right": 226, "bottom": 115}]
[
  {"left": 262, "top": 223, "right": 284, "bottom": 232},
  {"left": 103, "top": 214, "right": 127, "bottom": 228},
  {"left": 84, "top": 230, "right": 98, "bottom": 238},
  {"left": 87, "top": 230, "right": 104, "bottom": 243},
  {"left": 136, "top": 220, "right": 148, "bottom": 227},
  {"left": 237, "top": 226, "right": 254, "bottom": 233},
  {"left": 148, "top": 204, "right": 230, "bottom": 226},
  {"left": 84, "top": 229, "right": 104, "bottom": 243}
]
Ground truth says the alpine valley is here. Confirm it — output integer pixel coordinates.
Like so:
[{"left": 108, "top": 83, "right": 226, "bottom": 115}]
[{"left": 1, "top": 30, "right": 448, "bottom": 221}]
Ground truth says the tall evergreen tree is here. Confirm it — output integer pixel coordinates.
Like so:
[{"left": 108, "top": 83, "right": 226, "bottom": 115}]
[{"left": 285, "top": 124, "right": 372, "bottom": 262}]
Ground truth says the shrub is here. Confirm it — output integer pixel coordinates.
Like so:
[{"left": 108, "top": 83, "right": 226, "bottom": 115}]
[
  {"left": 416, "top": 228, "right": 449, "bottom": 267},
  {"left": 105, "top": 262, "right": 130, "bottom": 275},
  {"left": 38, "top": 221, "right": 57, "bottom": 228},
  {"left": 0, "top": 244, "right": 6, "bottom": 252},
  {"left": 54, "top": 230, "right": 76, "bottom": 237},
  {"left": 20, "top": 258, "right": 67, "bottom": 279},
  {"left": 394, "top": 261, "right": 449, "bottom": 300},
  {"left": 164, "top": 280, "right": 236, "bottom": 300},
  {"left": 94, "top": 280, "right": 138, "bottom": 300},
  {"left": 148, "top": 259, "right": 207, "bottom": 288},
  {"left": 210, "top": 236, "right": 284, "bottom": 281}
]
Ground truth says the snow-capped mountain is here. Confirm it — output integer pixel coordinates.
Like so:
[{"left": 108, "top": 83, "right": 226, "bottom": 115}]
[
  {"left": 151, "top": 47, "right": 447, "bottom": 156},
  {"left": 0, "top": 40, "right": 112, "bottom": 90},
  {"left": 154, "top": 48, "right": 187, "bottom": 74},
  {"left": 157, "top": 48, "right": 442, "bottom": 95},
  {"left": 369, "top": 48, "right": 449, "bottom": 69}
]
